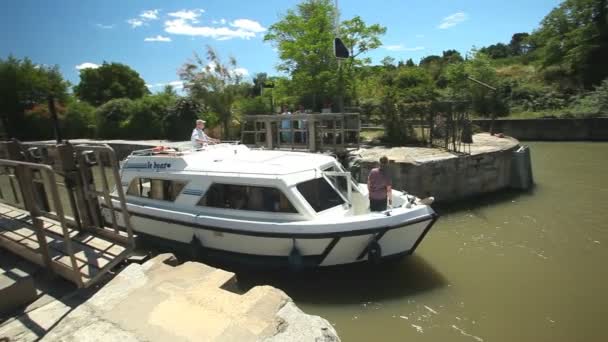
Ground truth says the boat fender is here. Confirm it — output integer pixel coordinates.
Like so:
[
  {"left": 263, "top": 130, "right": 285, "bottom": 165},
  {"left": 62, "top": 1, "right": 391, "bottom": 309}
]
[
  {"left": 189, "top": 234, "right": 204, "bottom": 260},
  {"left": 288, "top": 245, "right": 303, "bottom": 272},
  {"left": 419, "top": 196, "right": 435, "bottom": 205},
  {"left": 368, "top": 241, "right": 382, "bottom": 264}
]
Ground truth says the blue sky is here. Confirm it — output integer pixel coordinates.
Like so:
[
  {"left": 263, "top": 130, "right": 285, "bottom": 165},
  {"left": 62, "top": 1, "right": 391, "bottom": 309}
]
[{"left": 1, "top": 0, "right": 561, "bottom": 92}]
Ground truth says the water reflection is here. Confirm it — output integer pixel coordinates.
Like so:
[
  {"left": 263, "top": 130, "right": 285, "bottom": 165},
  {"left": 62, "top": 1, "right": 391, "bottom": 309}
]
[{"left": 234, "top": 255, "right": 446, "bottom": 305}]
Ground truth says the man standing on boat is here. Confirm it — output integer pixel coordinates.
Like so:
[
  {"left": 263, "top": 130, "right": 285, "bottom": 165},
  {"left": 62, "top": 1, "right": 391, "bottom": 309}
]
[
  {"left": 191, "top": 119, "right": 219, "bottom": 148},
  {"left": 367, "top": 156, "right": 392, "bottom": 211}
]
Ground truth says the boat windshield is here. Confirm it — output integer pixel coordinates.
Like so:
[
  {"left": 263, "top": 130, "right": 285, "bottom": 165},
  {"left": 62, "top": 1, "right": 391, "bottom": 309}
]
[
  {"left": 296, "top": 177, "right": 345, "bottom": 212},
  {"left": 322, "top": 164, "right": 358, "bottom": 201}
]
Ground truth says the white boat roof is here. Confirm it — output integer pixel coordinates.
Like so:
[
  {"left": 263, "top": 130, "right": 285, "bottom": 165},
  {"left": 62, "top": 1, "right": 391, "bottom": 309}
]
[{"left": 123, "top": 144, "right": 338, "bottom": 176}]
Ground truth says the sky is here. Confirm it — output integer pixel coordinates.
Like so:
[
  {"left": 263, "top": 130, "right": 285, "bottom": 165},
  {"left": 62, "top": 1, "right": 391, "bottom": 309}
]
[{"left": 0, "top": 0, "right": 562, "bottom": 92}]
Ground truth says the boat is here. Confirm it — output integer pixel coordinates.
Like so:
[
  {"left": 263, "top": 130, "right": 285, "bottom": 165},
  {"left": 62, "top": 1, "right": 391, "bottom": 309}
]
[{"left": 102, "top": 143, "right": 438, "bottom": 268}]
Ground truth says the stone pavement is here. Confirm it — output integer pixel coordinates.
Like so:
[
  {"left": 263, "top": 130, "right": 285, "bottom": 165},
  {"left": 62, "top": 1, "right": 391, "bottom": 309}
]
[
  {"left": 354, "top": 133, "right": 519, "bottom": 164},
  {"left": 0, "top": 254, "right": 339, "bottom": 342}
]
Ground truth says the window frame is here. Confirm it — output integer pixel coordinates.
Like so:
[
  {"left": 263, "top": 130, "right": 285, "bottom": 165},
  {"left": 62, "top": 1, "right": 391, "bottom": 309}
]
[
  {"left": 126, "top": 176, "right": 188, "bottom": 202},
  {"left": 196, "top": 182, "right": 300, "bottom": 214}
]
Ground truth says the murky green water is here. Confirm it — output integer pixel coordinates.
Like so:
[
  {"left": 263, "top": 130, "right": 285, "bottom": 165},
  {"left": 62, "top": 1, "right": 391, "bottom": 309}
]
[
  {"left": 2, "top": 142, "right": 607, "bottom": 341},
  {"left": 238, "top": 142, "right": 608, "bottom": 342}
]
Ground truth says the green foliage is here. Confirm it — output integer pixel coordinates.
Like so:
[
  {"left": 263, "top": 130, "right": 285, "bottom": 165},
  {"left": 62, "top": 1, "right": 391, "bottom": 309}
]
[
  {"left": 124, "top": 94, "right": 175, "bottom": 139},
  {"left": 531, "top": 0, "right": 608, "bottom": 88},
  {"left": 0, "top": 56, "right": 69, "bottom": 139},
  {"left": 63, "top": 99, "right": 95, "bottom": 139},
  {"left": 163, "top": 97, "right": 202, "bottom": 141},
  {"left": 264, "top": 0, "right": 385, "bottom": 110},
  {"left": 264, "top": 0, "right": 337, "bottom": 110},
  {"left": 74, "top": 62, "right": 149, "bottom": 106},
  {"left": 445, "top": 51, "right": 509, "bottom": 118},
  {"left": 480, "top": 43, "right": 511, "bottom": 59},
  {"left": 95, "top": 98, "right": 135, "bottom": 139},
  {"left": 234, "top": 96, "right": 271, "bottom": 116},
  {"left": 179, "top": 46, "right": 245, "bottom": 138}
]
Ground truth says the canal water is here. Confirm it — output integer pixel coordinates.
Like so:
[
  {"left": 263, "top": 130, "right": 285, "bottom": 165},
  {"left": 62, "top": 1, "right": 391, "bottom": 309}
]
[
  {"left": 237, "top": 142, "right": 608, "bottom": 342},
  {"left": 1, "top": 142, "right": 606, "bottom": 341}
]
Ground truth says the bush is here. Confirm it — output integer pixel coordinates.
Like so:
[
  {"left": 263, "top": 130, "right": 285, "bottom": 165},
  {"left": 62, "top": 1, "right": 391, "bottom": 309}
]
[
  {"left": 63, "top": 100, "right": 95, "bottom": 139},
  {"left": 163, "top": 97, "right": 202, "bottom": 141},
  {"left": 234, "top": 96, "right": 271, "bottom": 116},
  {"left": 22, "top": 104, "right": 58, "bottom": 140},
  {"left": 123, "top": 95, "right": 172, "bottom": 139},
  {"left": 95, "top": 98, "right": 135, "bottom": 139}
]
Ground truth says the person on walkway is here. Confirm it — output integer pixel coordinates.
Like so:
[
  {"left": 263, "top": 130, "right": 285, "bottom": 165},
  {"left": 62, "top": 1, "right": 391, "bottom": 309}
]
[
  {"left": 367, "top": 156, "right": 392, "bottom": 211},
  {"left": 191, "top": 119, "right": 219, "bottom": 148}
]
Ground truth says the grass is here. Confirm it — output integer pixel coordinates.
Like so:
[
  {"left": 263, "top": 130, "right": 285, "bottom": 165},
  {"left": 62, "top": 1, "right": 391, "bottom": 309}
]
[{"left": 360, "top": 128, "right": 384, "bottom": 142}]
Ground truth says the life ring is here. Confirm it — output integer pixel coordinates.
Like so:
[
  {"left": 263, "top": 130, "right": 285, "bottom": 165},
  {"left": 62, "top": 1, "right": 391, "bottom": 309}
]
[
  {"left": 368, "top": 241, "right": 382, "bottom": 264},
  {"left": 153, "top": 146, "right": 165, "bottom": 152}
]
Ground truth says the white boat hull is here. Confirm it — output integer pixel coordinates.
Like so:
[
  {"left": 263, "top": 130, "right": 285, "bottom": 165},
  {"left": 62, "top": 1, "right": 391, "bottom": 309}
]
[{"left": 103, "top": 204, "right": 437, "bottom": 268}]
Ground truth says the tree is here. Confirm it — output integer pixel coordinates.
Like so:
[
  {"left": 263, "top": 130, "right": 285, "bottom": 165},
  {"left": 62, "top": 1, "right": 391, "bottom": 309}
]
[
  {"left": 419, "top": 55, "right": 441, "bottom": 67},
  {"left": 95, "top": 98, "right": 135, "bottom": 139},
  {"left": 480, "top": 43, "right": 511, "bottom": 59},
  {"left": 264, "top": 0, "right": 338, "bottom": 110},
  {"left": 252, "top": 73, "right": 268, "bottom": 96},
  {"left": 124, "top": 94, "right": 175, "bottom": 139},
  {"left": 163, "top": 97, "right": 202, "bottom": 141},
  {"left": 532, "top": 0, "right": 608, "bottom": 88},
  {"left": 0, "top": 56, "right": 69, "bottom": 139},
  {"left": 380, "top": 56, "right": 396, "bottom": 68},
  {"left": 179, "top": 46, "right": 245, "bottom": 138},
  {"left": 446, "top": 51, "right": 509, "bottom": 132},
  {"left": 63, "top": 98, "right": 95, "bottom": 139},
  {"left": 340, "top": 16, "right": 386, "bottom": 59},
  {"left": 405, "top": 58, "right": 416, "bottom": 67},
  {"left": 264, "top": 0, "right": 385, "bottom": 110},
  {"left": 442, "top": 50, "right": 464, "bottom": 64},
  {"left": 74, "top": 62, "right": 149, "bottom": 106},
  {"left": 509, "top": 32, "right": 531, "bottom": 55}
]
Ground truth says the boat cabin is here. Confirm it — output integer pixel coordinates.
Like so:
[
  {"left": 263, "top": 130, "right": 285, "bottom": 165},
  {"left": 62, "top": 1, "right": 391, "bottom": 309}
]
[{"left": 120, "top": 144, "right": 370, "bottom": 222}]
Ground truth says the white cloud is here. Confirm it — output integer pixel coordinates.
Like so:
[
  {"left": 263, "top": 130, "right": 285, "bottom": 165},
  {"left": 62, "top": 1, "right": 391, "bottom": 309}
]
[
  {"left": 168, "top": 9, "right": 204, "bottom": 22},
  {"left": 232, "top": 67, "right": 249, "bottom": 77},
  {"left": 146, "top": 80, "right": 184, "bottom": 90},
  {"left": 169, "top": 81, "right": 184, "bottom": 89},
  {"left": 383, "top": 44, "right": 425, "bottom": 52},
  {"left": 230, "top": 19, "right": 265, "bottom": 33},
  {"left": 164, "top": 9, "right": 266, "bottom": 40},
  {"left": 140, "top": 9, "right": 159, "bottom": 20},
  {"left": 144, "top": 35, "right": 172, "bottom": 42},
  {"left": 96, "top": 24, "right": 114, "bottom": 29},
  {"left": 75, "top": 62, "right": 100, "bottom": 70},
  {"left": 128, "top": 9, "right": 161, "bottom": 28},
  {"left": 127, "top": 18, "right": 144, "bottom": 28},
  {"left": 438, "top": 12, "right": 468, "bottom": 29}
]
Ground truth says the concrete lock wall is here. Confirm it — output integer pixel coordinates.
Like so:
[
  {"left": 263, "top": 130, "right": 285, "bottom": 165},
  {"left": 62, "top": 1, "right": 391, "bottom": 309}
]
[
  {"left": 473, "top": 117, "right": 608, "bottom": 141},
  {"left": 358, "top": 144, "right": 519, "bottom": 203}
]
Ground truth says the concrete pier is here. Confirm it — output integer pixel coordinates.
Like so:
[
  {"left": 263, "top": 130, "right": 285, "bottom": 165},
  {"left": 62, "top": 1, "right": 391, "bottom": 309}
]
[
  {"left": 0, "top": 253, "right": 340, "bottom": 342},
  {"left": 354, "top": 133, "right": 522, "bottom": 202}
]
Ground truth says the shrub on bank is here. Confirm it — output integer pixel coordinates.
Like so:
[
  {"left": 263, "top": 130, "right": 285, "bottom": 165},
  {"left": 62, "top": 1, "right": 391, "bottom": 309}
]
[{"left": 95, "top": 98, "right": 134, "bottom": 139}]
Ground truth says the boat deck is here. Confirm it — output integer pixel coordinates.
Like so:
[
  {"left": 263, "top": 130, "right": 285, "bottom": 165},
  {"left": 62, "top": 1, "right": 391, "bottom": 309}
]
[{"left": 0, "top": 203, "right": 129, "bottom": 286}]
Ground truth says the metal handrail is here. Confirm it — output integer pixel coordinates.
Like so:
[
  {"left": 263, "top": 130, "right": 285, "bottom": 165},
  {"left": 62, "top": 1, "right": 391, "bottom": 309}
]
[
  {"left": 0, "top": 158, "right": 83, "bottom": 287},
  {"left": 74, "top": 144, "right": 135, "bottom": 246}
]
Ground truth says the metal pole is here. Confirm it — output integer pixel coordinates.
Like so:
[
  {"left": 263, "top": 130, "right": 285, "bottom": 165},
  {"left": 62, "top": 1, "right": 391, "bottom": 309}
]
[{"left": 48, "top": 96, "right": 63, "bottom": 144}]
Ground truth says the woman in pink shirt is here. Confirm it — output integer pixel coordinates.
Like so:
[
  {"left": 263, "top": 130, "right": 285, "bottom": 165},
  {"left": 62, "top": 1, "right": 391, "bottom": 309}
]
[{"left": 367, "top": 156, "right": 392, "bottom": 211}]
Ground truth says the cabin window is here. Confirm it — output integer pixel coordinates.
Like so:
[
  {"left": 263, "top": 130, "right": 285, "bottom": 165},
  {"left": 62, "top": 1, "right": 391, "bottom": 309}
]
[
  {"left": 296, "top": 178, "right": 345, "bottom": 212},
  {"left": 126, "top": 177, "right": 186, "bottom": 201},
  {"left": 197, "top": 184, "right": 297, "bottom": 213}
]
